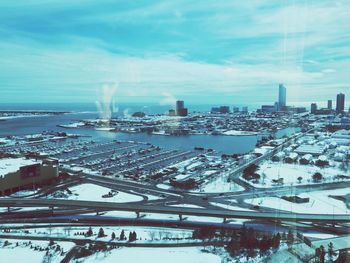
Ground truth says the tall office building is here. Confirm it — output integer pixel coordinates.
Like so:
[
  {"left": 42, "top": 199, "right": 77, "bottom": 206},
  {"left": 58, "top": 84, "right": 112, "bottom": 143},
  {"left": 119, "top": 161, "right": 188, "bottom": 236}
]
[
  {"left": 311, "top": 103, "right": 318, "bottom": 114},
  {"left": 327, "top": 100, "right": 332, "bottom": 110},
  {"left": 176, "top": 100, "right": 184, "bottom": 112},
  {"left": 336, "top": 93, "right": 345, "bottom": 113},
  {"left": 175, "top": 100, "right": 188, "bottom": 116},
  {"left": 278, "top": 84, "right": 286, "bottom": 110}
]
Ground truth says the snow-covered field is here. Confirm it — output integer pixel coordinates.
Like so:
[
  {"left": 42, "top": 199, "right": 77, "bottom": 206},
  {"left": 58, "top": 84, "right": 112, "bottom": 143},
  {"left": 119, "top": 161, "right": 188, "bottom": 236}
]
[
  {"left": 223, "top": 130, "right": 259, "bottom": 136},
  {"left": 0, "top": 239, "right": 74, "bottom": 263},
  {"left": 157, "top": 173, "right": 243, "bottom": 193},
  {"left": 194, "top": 173, "right": 244, "bottom": 193},
  {"left": 6, "top": 226, "right": 194, "bottom": 242},
  {"left": 245, "top": 161, "right": 349, "bottom": 188},
  {"left": 80, "top": 247, "right": 221, "bottom": 263},
  {"left": 210, "top": 202, "right": 253, "bottom": 211},
  {"left": 303, "top": 233, "right": 338, "bottom": 239},
  {"left": 246, "top": 188, "right": 350, "bottom": 214},
  {"left": 50, "top": 183, "right": 143, "bottom": 203}
]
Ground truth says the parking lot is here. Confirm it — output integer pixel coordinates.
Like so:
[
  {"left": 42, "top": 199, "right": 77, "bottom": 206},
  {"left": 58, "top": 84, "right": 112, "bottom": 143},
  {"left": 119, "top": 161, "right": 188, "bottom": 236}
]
[{"left": 0, "top": 135, "right": 197, "bottom": 182}]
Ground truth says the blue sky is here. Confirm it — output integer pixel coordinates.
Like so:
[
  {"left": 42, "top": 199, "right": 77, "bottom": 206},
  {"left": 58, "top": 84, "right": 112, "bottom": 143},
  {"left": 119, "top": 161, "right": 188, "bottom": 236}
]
[{"left": 0, "top": 0, "right": 349, "bottom": 107}]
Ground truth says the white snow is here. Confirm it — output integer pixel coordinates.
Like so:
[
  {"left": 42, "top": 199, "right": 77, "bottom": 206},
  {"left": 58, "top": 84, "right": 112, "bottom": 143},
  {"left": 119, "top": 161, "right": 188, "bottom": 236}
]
[
  {"left": 245, "top": 160, "right": 349, "bottom": 188},
  {"left": 59, "top": 122, "right": 85, "bottom": 128},
  {"left": 194, "top": 173, "right": 244, "bottom": 193},
  {"left": 0, "top": 239, "right": 74, "bottom": 263},
  {"left": 0, "top": 158, "right": 40, "bottom": 177},
  {"left": 95, "top": 127, "right": 115, "bottom": 131},
  {"left": 7, "top": 226, "right": 194, "bottom": 243},
  {"left": 81, "top": 247, "right": 221, "bottom": 263},
  {"left": 303, "top": 233, "right": 338, "bottom": 239},
  {"left": 156, "top": 183, "right": 172, "bottom": 190},
  {"left": 210, "top": 202, "right": 253, "bottom": 211},
  {"left": 169, "top": 204, "right": 203, "bottom": 209},
  {"left": 223, "top": 130, "right": 259, "bottom": 136},
  {"left": 246, "top": 188, "right": 350, "bottom": 214},
  {"left": 52, "top": 183, "right": 143, "bottom": 203}
]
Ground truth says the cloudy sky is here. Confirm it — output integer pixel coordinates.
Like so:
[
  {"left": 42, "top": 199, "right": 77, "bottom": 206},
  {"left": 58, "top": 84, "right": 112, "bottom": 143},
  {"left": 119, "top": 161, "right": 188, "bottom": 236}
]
[{"left": 0, "top": 0, "right": 349, "bottom": 106}]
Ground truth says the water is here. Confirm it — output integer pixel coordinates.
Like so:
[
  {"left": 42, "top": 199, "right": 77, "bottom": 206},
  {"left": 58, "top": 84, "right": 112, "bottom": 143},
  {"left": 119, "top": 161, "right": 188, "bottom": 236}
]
[
  {"left": 0, "top": 112, "right": 259, "bottom": 154},
  {"left": 0, "top": 103, "right": 296, "bottom": 154}
]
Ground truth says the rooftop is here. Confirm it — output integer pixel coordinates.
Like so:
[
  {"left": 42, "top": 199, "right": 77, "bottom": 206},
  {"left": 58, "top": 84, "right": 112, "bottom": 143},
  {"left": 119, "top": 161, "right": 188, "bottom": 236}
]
[
  {"left": 294, "top": 145, "right": 326, "bottom": 156},
  {"left": 0, "top": 158, "right": 40, "bottom": 177}
]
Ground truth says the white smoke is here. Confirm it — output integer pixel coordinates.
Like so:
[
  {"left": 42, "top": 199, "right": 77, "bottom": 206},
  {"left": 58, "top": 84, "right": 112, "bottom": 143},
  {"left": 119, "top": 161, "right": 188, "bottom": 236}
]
[
  {"left": 123, "top": 108, "right": 131, "bottom": 118},
  {"left": 95, "top": 83, "right": 118, "bottom": 122},
  {"left": 160, "top": 92, "right": 177, "bottom": 106}
]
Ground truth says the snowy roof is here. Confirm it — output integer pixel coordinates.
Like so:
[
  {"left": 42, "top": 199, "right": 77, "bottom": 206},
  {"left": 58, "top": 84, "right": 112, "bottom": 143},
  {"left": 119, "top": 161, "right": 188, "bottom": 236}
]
[
  {"left": 318, "top": 155, "right": 327, "bottom": 161},
  {"left": 301, "top": 154, "right": 313, "bottom": 160},
  {"left": 287, "top": 152, "right": 298, "bottom": 159},
  {"left": 294, "top": 144, "right": 326, "bottom": 155},
  {"left": 0, "top": 158, "right": 40, "bottom": 177},
  {"left": 330, "top": 138, "right": 350, "bottom": 146}
]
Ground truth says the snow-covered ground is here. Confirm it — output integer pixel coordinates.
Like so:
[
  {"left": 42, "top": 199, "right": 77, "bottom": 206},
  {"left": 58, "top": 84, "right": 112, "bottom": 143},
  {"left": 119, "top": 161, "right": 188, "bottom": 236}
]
[
  {"left": 6, "top": 226, "right": 194, "bottom": 242},
  {"left": 171, "top": 157, "right": 198, "bottom": 171},
  {"left": 58, "top": 122, "right": 85, "bottom": 128},
  {"left": 210, "top": 202, "right": 253, "bottom": 211},
  {"left": 303, "top": 233, "right": 338, "bottom": 239},
  {"left": 223, "top": 130, "right": 259, "bottom": 136},
  {"left": 0, "top": 114, "right": 50, "bottom": 120},
  {"left": 246, "top": 188, "right": 350, "bottom": 214},
  {"left": 50, "top": 183, "right": 143, "bottom": 203},
  {"left": 156, "top": 183, "right": 172, "bottom": 190},
  {"left": 194, "top": 173, "right": 244, "bottom": 193},
  {"left": 244, "top": 161, "right": 349, "bottom": 188},
  {"left": 79, "top": 247, "right": 221, "bottom": 263},
  {"left": 0, "top": 239, "right": 74, "bottom": 263}
]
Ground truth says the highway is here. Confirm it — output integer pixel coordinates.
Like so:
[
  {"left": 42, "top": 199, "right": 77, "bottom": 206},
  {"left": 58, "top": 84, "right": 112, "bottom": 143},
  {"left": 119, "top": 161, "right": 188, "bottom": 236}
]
[{"left": 0, "top": 198, "right": 349, "bottom": 223}]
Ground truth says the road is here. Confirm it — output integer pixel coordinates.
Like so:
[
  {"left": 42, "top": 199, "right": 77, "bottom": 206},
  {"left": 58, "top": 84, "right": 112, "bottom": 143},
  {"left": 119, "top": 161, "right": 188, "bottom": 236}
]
[{"left": 0, "top": 198, "right": 349, "bottom": 223}]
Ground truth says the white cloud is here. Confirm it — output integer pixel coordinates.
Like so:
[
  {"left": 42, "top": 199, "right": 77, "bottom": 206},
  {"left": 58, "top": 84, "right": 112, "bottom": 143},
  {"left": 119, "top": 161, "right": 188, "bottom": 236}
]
[{"left": 0, "top": 0, "right": 349, "bottom": 104}]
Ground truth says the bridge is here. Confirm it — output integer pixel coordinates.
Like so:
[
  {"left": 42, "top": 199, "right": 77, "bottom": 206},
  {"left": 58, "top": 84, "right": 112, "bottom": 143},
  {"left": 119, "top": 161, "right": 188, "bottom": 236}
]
[{"left": 0, "top": 198, "right": 349, "bottom": 223}]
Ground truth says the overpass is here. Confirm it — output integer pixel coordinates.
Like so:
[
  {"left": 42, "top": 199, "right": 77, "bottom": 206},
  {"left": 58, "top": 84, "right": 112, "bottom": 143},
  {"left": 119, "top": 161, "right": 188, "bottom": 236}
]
[{"left": 0, "top": 198, "right": 349, "bottom": 223}]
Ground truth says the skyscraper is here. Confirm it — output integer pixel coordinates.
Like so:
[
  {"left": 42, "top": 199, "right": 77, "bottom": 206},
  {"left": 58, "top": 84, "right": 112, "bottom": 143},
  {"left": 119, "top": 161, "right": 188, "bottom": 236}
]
[
  {"left": 311, "top": 103, "right": 318, "bottom": 114},
  {"left": 327, "top": 100, "right": 332, "bottom": 110},
  {"left": 336, "top": 93, "right": 345, "bottom": 113},
  {"left": 175, "top": 100, "right": 188, "bottom": 116},
  {"left": 278, "top": 84, "right": 286, "bottom": 110},
  {"left": 176, "top": 100, "right": 184, "bottom": 112}
]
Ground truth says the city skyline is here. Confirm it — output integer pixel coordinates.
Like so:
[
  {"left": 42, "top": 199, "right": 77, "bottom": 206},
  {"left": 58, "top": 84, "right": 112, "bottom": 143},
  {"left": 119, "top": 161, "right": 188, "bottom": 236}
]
[
  {"left": 0, "top": 2, "right": 349, "bottom": 262},
  {"left": 0, "top": 1, "right": 349, "bottom": 104}
]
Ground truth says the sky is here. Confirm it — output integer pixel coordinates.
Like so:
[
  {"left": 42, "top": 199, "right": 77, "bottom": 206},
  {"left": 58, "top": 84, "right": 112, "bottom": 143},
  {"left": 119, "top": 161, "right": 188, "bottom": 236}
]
[{"left": 0, "top": 0, "right": 349, "bottom": 107}]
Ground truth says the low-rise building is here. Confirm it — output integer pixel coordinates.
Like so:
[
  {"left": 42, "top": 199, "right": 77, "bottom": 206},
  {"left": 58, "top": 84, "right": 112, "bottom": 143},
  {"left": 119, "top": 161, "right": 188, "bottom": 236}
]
[
  {"left": 294, "top": 144, "right": 326, "bottom": 156},
  {"left": 0, "top": 158, "right": 58, "bottom": 196}
]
